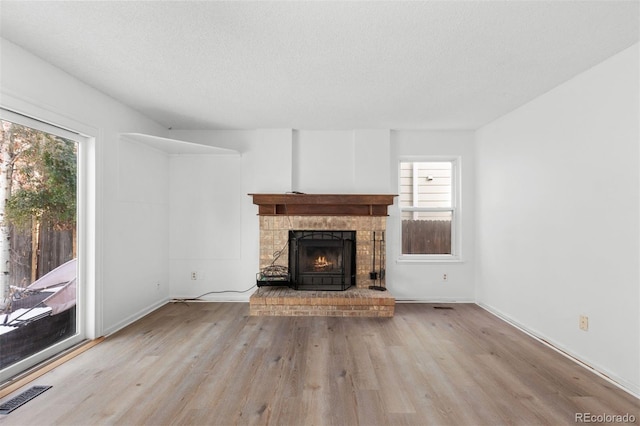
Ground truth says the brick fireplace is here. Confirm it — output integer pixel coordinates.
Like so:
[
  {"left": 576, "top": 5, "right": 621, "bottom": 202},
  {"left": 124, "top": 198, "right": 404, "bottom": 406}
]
[{"left": 249, "top": 194, "right": 396, "bottom": 317}]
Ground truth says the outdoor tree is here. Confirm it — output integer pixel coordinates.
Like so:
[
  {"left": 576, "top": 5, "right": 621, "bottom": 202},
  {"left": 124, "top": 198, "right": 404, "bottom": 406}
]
[
  {"left": 0, "top": 121, "right": 37, "bottom": 301},
  {"left": 0, "top": 120, "right": 76, "bottom": 302}
]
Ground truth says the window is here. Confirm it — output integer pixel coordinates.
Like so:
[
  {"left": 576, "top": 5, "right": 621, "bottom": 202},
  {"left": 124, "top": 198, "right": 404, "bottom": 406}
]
[{"left": 399, "top": 158, "right": 460, "bottom": 260}]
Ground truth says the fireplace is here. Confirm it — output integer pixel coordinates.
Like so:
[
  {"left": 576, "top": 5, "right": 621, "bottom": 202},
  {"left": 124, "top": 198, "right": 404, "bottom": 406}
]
[
  {"left": 289, "top": 230, "right": 355, "bottom": 291},
  {"left": 251, "top": 193, "right": 395, "bottom": 291},
  {"left": 250, "top": 194, "right": 396, "bottom": 316}
]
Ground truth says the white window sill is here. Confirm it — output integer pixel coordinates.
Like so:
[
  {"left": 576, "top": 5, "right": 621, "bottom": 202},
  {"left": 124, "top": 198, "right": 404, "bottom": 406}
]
[{"left": 396, "top": 256, "right": 464, "bottom": 264}]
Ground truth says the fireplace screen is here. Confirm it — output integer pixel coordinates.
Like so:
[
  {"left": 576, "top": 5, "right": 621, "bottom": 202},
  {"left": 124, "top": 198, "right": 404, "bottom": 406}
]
[{"left": 289, "top": 230, "right": 355, "bottom": 291}]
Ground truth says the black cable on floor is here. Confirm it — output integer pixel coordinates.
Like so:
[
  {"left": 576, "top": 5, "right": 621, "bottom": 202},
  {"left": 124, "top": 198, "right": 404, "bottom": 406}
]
[{"left": 171, "top": 284, "right": 257, "bottom": 303}]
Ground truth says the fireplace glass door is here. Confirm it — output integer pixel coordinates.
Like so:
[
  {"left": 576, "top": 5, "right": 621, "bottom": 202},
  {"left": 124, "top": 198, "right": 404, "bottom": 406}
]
[{"left": 289, "top": 231, "right": 355, "bottom": 290}]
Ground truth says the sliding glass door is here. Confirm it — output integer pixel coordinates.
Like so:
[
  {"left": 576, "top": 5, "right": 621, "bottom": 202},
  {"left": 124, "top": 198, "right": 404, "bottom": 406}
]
[{"left": 0, "top": 110, "right": 87, "bottom": 382}]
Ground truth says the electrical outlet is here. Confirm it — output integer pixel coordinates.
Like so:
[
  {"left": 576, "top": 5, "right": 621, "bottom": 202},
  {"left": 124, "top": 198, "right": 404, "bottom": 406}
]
[
  {"left": 156, "top": 282, "right": 160, "bottom": 291},
  {"left": 443, "top": 273, "right": 448, "bottom": 282},
  {"left": 191, "top": 271, "right": 197, "bottom": 280},
  {"left": 579, "top": 315, "right": 589, "bottom": 331}
]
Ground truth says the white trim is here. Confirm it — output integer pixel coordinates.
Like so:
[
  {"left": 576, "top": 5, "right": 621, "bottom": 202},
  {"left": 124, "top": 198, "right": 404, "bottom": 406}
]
[
  {"left": 120, "top": 133, "right": 240, "bottom": 156},
  {"left": 0, "top": 108, "right": 82, "bottom": 141},
  {"left": 0, "top": 89, "right": 98, "bottom": 137},
  {"left": 396, "top": 256, "right": 464, "bottom": 264},
  {"left": 395, "top": 298, "right": 475, "bottom": 303},
  {"left": 401, "top": 207, "right": 455, "bottom": 213},
  {"left": 411, "top": 162, "right": 419, "bottom": 220}
]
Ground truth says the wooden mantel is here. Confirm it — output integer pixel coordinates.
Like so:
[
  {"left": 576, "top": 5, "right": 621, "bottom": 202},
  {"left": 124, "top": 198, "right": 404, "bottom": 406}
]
[{"left": 250, "top": 193, "right": 396, "bottom": 216}]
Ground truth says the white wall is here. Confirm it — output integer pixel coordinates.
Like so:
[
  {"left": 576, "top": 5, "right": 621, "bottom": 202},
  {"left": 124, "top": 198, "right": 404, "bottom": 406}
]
[
  {"left": 292, "top": 129, "right": 391, "bottom": 194},
  {"left": 111, "top": 138, "right": 170, "bottom": 334},
  {"left": 354, "top": 129, "right": 391, "bottom": 193},
  {"left": 169, "top": 154, "right": 242, "bottom": 297},
  {"left": 169, "top": 129, "right": 292, "bottom": 299},
  {"left": 0, "top": 38, "right": 171, "bottom": 337},
  {"left": 388, "top": 130, "right": 476, "bottom": 301},
  {"left": 475, "top": 44, "right": 640, "bottom": 395}
]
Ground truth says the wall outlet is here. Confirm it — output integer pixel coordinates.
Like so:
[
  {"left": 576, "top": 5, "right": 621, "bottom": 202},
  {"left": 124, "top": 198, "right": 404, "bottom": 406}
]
[
  {"left": 579, "top": 315, "right": 589, "bottom": 331},
  {"left": 156, "top": 282, "right": 160, "bottom": 291},
  {"left": 443, "top": 273, "right": 448, "bottom": 282},
  {"left": 191, "top": 271, "right": 198, "bottom": 280}
]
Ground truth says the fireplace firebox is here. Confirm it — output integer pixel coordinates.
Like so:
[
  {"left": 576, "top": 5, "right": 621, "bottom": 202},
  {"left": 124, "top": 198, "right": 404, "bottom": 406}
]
[{"left": 289, "top": 230, "right": 356, "bottom": 291}]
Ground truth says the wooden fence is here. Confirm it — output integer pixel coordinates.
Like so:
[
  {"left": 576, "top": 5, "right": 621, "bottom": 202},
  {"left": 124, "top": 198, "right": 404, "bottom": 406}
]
[
  {"left": 402, "top": 220, "right": 451, "bottom": 254},
  {"left": 9, "top": 219, "right": 74, "bottom": 287}
]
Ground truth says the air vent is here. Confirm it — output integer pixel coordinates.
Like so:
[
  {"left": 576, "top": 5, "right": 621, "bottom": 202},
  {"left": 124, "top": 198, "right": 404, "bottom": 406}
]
[{"left": 0, "top": 385, "right": 52, "bottom": 415}]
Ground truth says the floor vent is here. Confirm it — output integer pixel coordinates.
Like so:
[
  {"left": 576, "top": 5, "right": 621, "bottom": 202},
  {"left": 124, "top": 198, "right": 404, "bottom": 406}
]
[
  {"left": 0, "top": 385, "right": 52, "bottom": 415},
  {"left": 433, "top": 306, "right": 454, "bottom": 310}
]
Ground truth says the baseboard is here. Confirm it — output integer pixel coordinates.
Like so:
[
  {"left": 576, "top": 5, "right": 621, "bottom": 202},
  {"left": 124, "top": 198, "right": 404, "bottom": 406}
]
[
  {"left": 477, "top": 302, "right": 640, "bottom": 399},
  {"left": 103, "top": 297, "right": 170, "bottom": 336},
  {"left": 171, "top": 295, "right": 250, "bottom": 303},
  {"left": 395, "top": 298, "right": 475, "bottom": 303}
]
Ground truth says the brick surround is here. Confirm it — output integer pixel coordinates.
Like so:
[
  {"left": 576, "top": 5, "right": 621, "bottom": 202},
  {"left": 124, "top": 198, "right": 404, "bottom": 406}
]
[{"left": 259, "top": 215, "right": 387, "bottom": 289}]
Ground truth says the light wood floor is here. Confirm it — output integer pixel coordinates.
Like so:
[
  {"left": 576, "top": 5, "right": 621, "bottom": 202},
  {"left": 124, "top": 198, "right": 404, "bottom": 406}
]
[{"left": 1, "top": 303, "right": 638, "bottom": 425}]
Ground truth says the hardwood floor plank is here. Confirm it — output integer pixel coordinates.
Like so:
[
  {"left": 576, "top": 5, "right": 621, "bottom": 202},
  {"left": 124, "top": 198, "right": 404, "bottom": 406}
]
[
  {"left": 342, "top": 327, "right": 380, "bottom": 390},
  {"left": 366, "top": 329, "right": 416, "bottom": 414},
  {"left": 0, "top": 302, "right": 637, "bottom": 426}
]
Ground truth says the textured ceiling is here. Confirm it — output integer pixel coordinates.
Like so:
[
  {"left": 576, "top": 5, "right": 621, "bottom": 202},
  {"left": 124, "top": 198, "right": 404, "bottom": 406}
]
[{"left": 1, "top": 1, "right": 638, "bottom": 130}]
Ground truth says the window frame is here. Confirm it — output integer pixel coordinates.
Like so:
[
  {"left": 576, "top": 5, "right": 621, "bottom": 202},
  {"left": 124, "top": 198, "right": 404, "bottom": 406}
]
[{"left": 397, "top": 156, "right": 462, "bottom": 263}]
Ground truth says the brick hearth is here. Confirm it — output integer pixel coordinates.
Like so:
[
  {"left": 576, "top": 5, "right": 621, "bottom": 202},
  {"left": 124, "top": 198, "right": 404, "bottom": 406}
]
[{"left": 249, "top": 286, "right": 395, "bottom": 317}]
